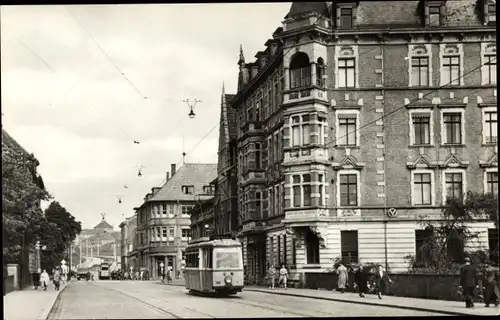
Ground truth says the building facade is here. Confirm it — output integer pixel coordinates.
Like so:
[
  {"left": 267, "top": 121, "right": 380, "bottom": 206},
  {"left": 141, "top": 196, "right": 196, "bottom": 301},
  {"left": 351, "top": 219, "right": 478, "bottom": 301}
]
[
  {"left": 133, "top": 163, "right": 216, "bottom": 279},
  {"left": 75, "top": 219, "right": 121, "bottom": 266},
  {"left": 230, "top": 0, "right": 497, "bottom": 282},
  {"left": 119, "top": 214, "right": 137, "bottom": 271}
]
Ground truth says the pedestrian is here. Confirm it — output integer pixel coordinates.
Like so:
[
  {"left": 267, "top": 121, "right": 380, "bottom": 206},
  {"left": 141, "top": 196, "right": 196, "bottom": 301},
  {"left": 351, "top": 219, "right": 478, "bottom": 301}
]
[
  {"left": 336, "top": 262, "right": 348, "bottom": 293},
  {"left": 279, "top": 265, "right": 288, "bottom": 289},
  {"left": 268, "top": 264, "right": 276, "bottom": 290},
  {"left": 40, "top": 269, "right": 50, "bottom": 291},
  {"left": 53, "top": 266, "right": 61, "bottom": 291},
  {"left": 459, "top": 257, "right": 479, "bottom": 308},
  {"left": 167, "top": 268, "right": 173, "bottom": 283},
  {"left": 33, "top": 268, "right": 41, "bottom": 290},
  {"left": 355, "top": 265, "right": 369, "bottom": 298},
  {"left": 482, "top": 265, "right": 499, "bottom": 307},
  {"left": 374, "top": 265, "right": 392, "bottom": 299}
]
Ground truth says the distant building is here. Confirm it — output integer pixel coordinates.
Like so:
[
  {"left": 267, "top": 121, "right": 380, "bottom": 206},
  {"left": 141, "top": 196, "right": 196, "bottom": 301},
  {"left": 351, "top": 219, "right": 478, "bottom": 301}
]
[
  {"left": 119, "top": 214, "right": 137, "bottom": 272},
  {"left": 133, "top": 163, "right": 216, "bottom": 279},
  {"left": 75, "top": 218, "right": 120, "bottom": 265}
]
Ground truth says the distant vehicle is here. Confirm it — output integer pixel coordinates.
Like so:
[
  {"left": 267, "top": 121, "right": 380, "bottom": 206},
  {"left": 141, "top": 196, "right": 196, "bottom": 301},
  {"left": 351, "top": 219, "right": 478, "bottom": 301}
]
[
  {"left": 99, "top": 263, "right": 110, "bottom": 280},
  {"left": 76, "top": 268, "right": 90, "bottom": 281},
  {"left": 184, "top": 236, "right": 244, "bottom": 296}
]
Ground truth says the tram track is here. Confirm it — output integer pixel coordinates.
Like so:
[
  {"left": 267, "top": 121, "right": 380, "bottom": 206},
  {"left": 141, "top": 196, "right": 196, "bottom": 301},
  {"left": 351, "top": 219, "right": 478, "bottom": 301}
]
[{"left": 89, "top": 282, "right": 216, "bottom": 319}]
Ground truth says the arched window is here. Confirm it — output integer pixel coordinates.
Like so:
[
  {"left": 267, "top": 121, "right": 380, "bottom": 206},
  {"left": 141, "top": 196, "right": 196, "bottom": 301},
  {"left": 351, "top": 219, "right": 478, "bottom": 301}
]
[
  {"left": 316, "top": 58, "right": 325, "bottom": 87},
  {"left": 289, "top": 52, "right": 311, "bottom": 89}
]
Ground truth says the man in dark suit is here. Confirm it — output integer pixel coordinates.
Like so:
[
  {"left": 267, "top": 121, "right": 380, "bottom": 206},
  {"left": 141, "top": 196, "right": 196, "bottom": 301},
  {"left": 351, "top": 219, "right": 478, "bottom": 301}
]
[
  {"left": 354, "top": 264, "right": 369, "bottom": 298},
  {"left": 459, "top": 257, "right": 479, "bottom": 308},
  {"left": 374, "top": 265, "right": 392, "bottom": 299}
]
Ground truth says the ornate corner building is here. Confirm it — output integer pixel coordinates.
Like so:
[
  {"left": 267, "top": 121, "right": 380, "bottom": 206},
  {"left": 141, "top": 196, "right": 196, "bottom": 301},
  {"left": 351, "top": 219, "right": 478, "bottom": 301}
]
[{"left": 230, "top": 1, "right": 498, "bottom": 284}]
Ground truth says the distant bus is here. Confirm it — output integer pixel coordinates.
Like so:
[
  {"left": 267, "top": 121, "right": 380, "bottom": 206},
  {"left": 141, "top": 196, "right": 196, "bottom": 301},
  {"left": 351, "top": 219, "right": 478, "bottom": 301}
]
[{"left": 99, "top": 263, "right": 110, "bottom": 280}]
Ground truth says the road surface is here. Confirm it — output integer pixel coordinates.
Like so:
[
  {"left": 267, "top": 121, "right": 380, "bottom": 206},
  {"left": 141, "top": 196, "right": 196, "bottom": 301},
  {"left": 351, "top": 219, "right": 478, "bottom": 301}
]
[{"left": 47, "top": 280, "right": 445, "bottom": 318}]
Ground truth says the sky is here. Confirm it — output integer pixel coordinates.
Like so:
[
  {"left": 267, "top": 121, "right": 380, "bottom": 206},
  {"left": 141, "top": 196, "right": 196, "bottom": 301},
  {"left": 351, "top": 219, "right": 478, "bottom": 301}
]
[{"left": 1, "top": 3, "right": 292, "bottom": 230}]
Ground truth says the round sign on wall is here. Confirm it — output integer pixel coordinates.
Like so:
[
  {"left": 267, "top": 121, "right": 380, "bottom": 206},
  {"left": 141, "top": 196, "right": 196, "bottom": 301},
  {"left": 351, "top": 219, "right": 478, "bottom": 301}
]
[{"left": 387, "top": 208, "right": 397, "bottom": 217}]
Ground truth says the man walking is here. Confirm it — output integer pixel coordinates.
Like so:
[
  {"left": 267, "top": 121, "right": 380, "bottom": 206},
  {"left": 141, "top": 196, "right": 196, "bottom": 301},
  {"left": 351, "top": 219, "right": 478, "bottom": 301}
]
[
  {"left": 53, "top": 266, "right": 61, "bottom": 291},
  {"left": 375, "top": 265, "right": 392, "bottom": 299},
  {"left": 355, "top": 264, "right": 369, "bottom": 298},
  {"left": 279, "top": 265, "right": 288, "bottom": 289},
  {"left": 459, "top": 257, "right": 479, "bottom": 308}
]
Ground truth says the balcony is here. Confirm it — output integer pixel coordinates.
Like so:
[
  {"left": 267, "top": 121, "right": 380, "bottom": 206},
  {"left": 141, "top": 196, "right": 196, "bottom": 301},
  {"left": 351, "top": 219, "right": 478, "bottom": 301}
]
[
  {"left": 284, "top": 208, "right": 329, "bottom": 223},
  {"left": 240, "top": 121, "right": 265, "bottom": 137},
  {"left": 283, "top": 86, "right": 328, "bottom": 105},
  {"left": 283, "top": 146, "right": 328, "bottom": 166}
]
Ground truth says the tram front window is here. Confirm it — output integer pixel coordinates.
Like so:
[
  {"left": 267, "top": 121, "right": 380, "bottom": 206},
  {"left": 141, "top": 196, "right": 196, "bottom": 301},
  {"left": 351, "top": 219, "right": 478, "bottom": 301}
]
[{"left": 214, "top": 248, "right": 241, "bottom": 269}]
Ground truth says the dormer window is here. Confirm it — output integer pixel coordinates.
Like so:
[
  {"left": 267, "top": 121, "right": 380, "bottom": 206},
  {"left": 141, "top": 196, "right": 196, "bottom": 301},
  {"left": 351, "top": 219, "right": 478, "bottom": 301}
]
[
  {"left": 182, "top": 185, "right": 194, "bottom": 195},
  {"left": 203, "top": 185, "right": 215, "bottom": 194},
  {"left": 429, "top": 6, "right": 440, "bottom": 26},
  {"left": 488, "top": 2, "right": 496, "bottom": 24},
  {"left": 339, "top": 8, "right": 353, "bottom": 29},
  {"left": 424, "top": 1, "right": 445, "bottom": 27}
]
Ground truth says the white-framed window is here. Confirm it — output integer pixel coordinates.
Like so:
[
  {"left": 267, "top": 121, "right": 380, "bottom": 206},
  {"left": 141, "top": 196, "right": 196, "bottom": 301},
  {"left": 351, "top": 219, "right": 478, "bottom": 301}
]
[
  {"left": 335, "top": 109, "right": 360, "bottom": 147},
  {"left": 440, "top": 44, "right": 464, "bottom": 86},
  {"left": 409, "top": 109, "right": 434, "bottom": 146},
  {"left": 162, "top": 227, "right": 168, "bottom": 240},
  {"left": 318, "top": 116, "right": 327, "bottom": 146},
  {"left": 442, "top": 169, "right": 467, "bottom": 203},
  {"left": 440, "top": 108, "right": 465, "bottom": 145},
  {"left": 484, "top": 168, "right": 498, "bottom": 195},
  {"left": 156, "top": 227, "right": 161, "bottom": 241},
  {"left": 481, "top": 43, "right": 497, "bottom": 85},
  {"left": 169, "top": 204, "right": 175, "bottom": 217},
  {"left": 335, "top": 46, "right": 359, "bottom": 88},
  {"left": 336, "top": 170, "right": 361, "bottom": 207},
  {"left": 291, "top": 114, "right": 311, "bottom": 147},
  {"left": 291, "top": 174, "right": 312, "bottom": 207},
  {"left": 181, "top": 185, "right": 194, "bottom": 195},
  {"left": 289, "top": 52, "right": 311, "bottom": 89},
  {"left": 182, "top": 228, "right": 191, "bottom": 239},
  {"left": 411, "top": 169, "right": 435, "bottom": 206},
  {"left": 408, "top": 44, "right": 432, "bottom": 87},
  {"left": 181, "top": 205, "right": 194, "bottom": 216},
  {"left": 161, "top": 204, "right": 167, "bottom": 216},
  {"left": 482, "top": 107, "right": 497, "bottom": 144},
  {"left": 318, "top": 173, "right": 325, "bottom": 206},
  {"left": 169, "top": 227, "right": 175, "bottom": 238}
]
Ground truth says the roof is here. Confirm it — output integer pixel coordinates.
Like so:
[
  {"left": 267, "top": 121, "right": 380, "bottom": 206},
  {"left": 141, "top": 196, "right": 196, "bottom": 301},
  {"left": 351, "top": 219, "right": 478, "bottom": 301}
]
[
  {"left": 148, "top": 163, "right": 217, "bottom": 202},
  {"left": 2, "top": 128, "right": 31, "bottom": 157},
  {"left": 285, "top": 2, "right": 330, "bottom": 19},
  {"left": 94, "top": 219, "right": 113, "bottom": 230}
]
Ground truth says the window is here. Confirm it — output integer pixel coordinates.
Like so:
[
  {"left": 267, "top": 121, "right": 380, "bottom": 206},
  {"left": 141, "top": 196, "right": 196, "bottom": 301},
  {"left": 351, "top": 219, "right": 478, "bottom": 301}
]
[
  {"left": 305, "top": 230, "right": 320, "bottom": 264},
  {"left": 182, "top": 229, "right": 191, "bottom": 238},
  {"left": 447, "top": 229, "right": 465, "bottom": 262},
  {"left": 275, "top": 184, "right": 280, "bottom": 215},
  {"left": 291, "top": 174, "right": 312, "bottom": 207},
  {"left": 318, "top": 174, "right": 324, "bottom": 206},
  {"left": 182, "top": 205, "right": 194, "bottom": 215},
  {"left": 338, "top": 58, "right": 355, "bottom": 88},
  {"left": 182, "top": 185, "right": 194, "bottom": 195},
  {"left": 443, "top": 112, "right": 462, "bottom": 144},
  {"left": 483, "top": 110, "right": 497, "bottom": 144},
  {"left": 255, "top": 100, "right": 261, "bottom": 122},
  {"left": 488, "top": 3, "right": 496, "bottom": 23},
  {"left": 485, "top": 171, "right": 498, "bottom": 195},
  {"left": 186, "top": 249, "right": 199, "bottom": 268},
  {"left": 162, "top": 204, "right": 167, "bottom": 216},
  {"left": 411, "top": 114, "right": 431, "bottom": 145},
  {"left": 484, "top": 52, "right": 497, "bottom": 85},
  {"left": 255, "top": 143, "right": 261, "bottom": 169},
  {"left": 256, "top": 191, "right": 262, "bottom": 218},
  {"left": 291, "top": 115, "right": 311, "bottom": 147},
  {"left": 316, "top": 58, "right": 325, "bottom": 87},
  {"left": 169, "top": 227, "right": 175, "bottom": 238},
  {"left": 415, "top": 229, "right": 433, "bottom": 264},
  {"left": 411, "top": 57, "right": 429, "bottom": 86},
  {"left": 341, "top": 231, "right": 358, "bottom": 264},
  {"left": 413, "top": 172, "right": 432, "bottom": 205},
  {"left": 428, "top": 6, "right": 441, "bottom": 27},
  {"left": 203, "top": 185, "right": 215, "bottom": 194},
  {"left": 339, "top": 7, "right": 353, "bottom": 29},
  {"left": 156, "top": 227, "right": 161, "bottom": 240},
  {"left": 339, "top": 173, "right": 358, "bottom": 206},
  {"left": 443, "top": 170, "right": 465, "bottom": 202},
  {"left": 318, "top": 117, "right": 327, "bottom": 146},
  {"left": 162, "top": 227, "right": 167, "bottom": 239},
  {"left": 289, "top": 52, "right": 311, "bottom": 89},
  {"left": 441, "top": 45, "right": 462, "bottom": 86},
  {"left": 338, "top": 115, "right": 357, "bottom": 146},
  {"left": 277, "top": 236, "right": 281, "bottom": 265},
  {"left": 247, "top": 103, "right": 253, "bottom": 122},
  {"left": 169, "top": 204, "right": 174, "bottom": 216}
]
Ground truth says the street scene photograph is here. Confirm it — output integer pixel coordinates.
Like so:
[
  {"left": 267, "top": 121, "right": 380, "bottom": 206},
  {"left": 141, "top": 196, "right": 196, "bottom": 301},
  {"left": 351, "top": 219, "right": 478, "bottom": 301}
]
[{"left": 2, "top": 1, "right": 499, "bottom": 319}]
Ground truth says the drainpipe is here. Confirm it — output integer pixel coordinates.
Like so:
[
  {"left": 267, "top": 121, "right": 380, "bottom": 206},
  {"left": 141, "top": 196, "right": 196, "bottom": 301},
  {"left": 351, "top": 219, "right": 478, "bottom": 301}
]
[{"left": 381, "top": 41, "right": 389, "bottom": 271}]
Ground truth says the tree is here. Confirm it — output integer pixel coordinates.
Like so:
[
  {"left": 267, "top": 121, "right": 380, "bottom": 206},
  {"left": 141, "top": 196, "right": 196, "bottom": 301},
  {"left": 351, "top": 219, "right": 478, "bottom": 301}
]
[
  {"left": 37, "top": 201, "right": 82, "bottom": 271},
  {"left": 2, "top": 142, "right": 51, "bottom": 264},
  {"left": 405, "top": 191, "right": 498, "bottom": 273}
]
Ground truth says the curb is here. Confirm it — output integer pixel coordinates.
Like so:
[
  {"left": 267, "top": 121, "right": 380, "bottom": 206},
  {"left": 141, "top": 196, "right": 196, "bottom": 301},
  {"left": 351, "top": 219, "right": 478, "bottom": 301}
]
[
  {"left": 38, "top": 282, "right": 70, "bottom": 320},
  {"left": 243, "top": 288, "right": 472, "bottom": 316}
]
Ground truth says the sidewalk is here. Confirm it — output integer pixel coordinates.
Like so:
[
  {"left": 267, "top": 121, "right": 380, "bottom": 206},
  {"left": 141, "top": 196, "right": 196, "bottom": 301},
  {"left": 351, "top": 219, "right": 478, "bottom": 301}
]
[
  {"left": 3, "top": 280, "right": 70, "bottom": 320},
  {"left": 244, "top": 286, "right": 500, "bottom": 316}
]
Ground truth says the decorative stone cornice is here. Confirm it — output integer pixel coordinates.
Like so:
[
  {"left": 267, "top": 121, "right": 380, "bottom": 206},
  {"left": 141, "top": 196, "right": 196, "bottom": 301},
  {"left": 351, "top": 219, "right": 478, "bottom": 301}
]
[
  {"left": 479, "top": 153, "right": 498, "bottom": 168},
  {"left": 332, "top": 155, "right": 365, "bottom": 170},
  {"left": 406, "top": 155, "right": 439, "bottom": 169},
  {"left": 438, "top": 154, "right": 470, "bottom": 168}
]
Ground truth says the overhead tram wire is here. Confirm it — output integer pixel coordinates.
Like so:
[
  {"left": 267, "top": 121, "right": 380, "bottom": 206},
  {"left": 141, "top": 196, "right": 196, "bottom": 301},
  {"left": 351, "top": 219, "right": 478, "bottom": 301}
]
[{"left": 64, "top": 7, "right": 148, "bottom": 100}]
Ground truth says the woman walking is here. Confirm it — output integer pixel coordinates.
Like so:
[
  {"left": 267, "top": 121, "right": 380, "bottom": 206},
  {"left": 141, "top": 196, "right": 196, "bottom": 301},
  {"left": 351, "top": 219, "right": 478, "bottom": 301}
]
[
  {"left": 279, "top": 265, "right": 288, "bottom": 289},
  {"left": 40, "top": 270, "right": 50, "bottom": 291},
  {"left": 483, "top": 267, "right": 500, "bottom": 307},
  {"left": 268, "top": 264, "right": 276, "bottom": 290},
  {"left": 337, "top": 263, "right": 348, "bottom": 293}
]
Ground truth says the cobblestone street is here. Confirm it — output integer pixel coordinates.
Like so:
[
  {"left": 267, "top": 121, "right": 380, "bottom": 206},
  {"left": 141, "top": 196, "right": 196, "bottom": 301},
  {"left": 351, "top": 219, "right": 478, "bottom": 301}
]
[{"left": 47, "top": 281, "right": 445, "bottom": 318}]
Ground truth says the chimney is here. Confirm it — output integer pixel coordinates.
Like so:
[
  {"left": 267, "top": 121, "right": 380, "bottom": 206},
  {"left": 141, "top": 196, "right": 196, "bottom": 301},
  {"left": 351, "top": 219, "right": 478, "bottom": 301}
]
[
  {"left": 171, "top": 164, "right": 176, "bottom": 176},
  {"left": 166, "top": 172, "right": 170, "bottom": 181}
]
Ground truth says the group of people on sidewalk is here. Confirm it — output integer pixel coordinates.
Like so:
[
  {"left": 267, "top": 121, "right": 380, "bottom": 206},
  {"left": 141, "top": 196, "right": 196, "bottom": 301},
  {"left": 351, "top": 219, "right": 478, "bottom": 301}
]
[
  {"left": 459, "top": 257, "right": 499, "bottom": 308},
  {"left": 337, "top": 263, "right": 392, "bottom": 299},
  {"left": 267, "top": 265, "right": 289, "bottom": 290},
  {"left": 32, "top": 265, "right": 64, "bottom": 291}
]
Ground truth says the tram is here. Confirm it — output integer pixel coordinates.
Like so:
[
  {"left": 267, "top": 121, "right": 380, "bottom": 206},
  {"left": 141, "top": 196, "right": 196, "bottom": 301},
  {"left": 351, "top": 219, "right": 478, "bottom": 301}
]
[
  {"left": 99, "top": 263, "right": 110, "bottom": 280},
  {"left": 184, "top": 236, "right": 244, "bottom": 296}
]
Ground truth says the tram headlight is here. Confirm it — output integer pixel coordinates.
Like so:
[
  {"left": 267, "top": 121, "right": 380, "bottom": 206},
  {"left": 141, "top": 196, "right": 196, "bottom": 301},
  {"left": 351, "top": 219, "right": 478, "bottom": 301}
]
[{"left": 224, "top": 276, "right": 232, "bottom": 284}]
